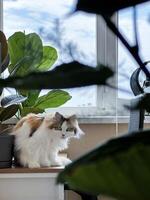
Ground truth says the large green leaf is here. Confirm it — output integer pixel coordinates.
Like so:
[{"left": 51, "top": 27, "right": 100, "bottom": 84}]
[
  {"left": 8, "top": 32, "right": 43, "bottom": 76},
  {"left": 0, "top": 105, "right": 19, "bottom": 122},
  {"left": 0, "top": 62, "right": 114, "bottom": 89},
  {"left": 18, "top": 90, "right": 40, "bottom": 107},
  {"left": 76, "top": 0, "right": 149, "bottom": 16},
  {"left": 34, "top": 90, "right": 71, "bottom": 109},
  {"left": 37, "top": 46, "right": 58, "bottom": 71},
  {"left": 20, "top": 107, "right": 44, "bottom": 117},
  {"left": 57, "top": 130, "right": 150, "bottom": 200}
]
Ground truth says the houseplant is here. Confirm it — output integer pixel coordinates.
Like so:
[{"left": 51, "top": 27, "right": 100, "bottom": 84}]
[
  {"left": 0, "top": 31, "right": 71, "bottom": 168},
  {"left": 2, "top": 31, "right": 72, "bottom": 118},
  {"left": 0, "top": 31, "right": 24, "bottom": 168}
]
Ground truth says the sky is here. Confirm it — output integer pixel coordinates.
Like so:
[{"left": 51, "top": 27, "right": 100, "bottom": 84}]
[
  {"left": 3, "top": 0, "right": 97, "bottom": 107},
  {"left": 3, "top": 0, "right": 150, "bottom": 105}
]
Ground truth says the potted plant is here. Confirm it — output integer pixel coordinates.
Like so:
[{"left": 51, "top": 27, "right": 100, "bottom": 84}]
[
  {"left": 0, "top": 31, "right": 72, "bottom": 168},
  {"left": 0, "top": 31, "right": 27, "bottom": 168}
]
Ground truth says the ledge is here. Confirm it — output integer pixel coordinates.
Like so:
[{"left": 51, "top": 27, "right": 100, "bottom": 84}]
[
  {"left": 0, "top": 166, "right": 64, "bottom": 174},
  {"left": 3, "top": 116, "right": 150, "bottom": 125}
]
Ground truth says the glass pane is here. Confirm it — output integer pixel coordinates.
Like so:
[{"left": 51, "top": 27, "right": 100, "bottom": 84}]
[
  {"left": 3, "top": 0, "right": 96, "bottom": 107},
  {"left": 118, "top": 2, "right": 150, "bottom": 99}
]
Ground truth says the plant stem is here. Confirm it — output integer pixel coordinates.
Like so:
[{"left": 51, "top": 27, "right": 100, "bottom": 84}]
[{"left": 102, "top": 14, "right": 150, "bottom": 78}]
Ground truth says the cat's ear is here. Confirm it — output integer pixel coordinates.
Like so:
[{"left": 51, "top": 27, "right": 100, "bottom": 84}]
[
  {"left": 69, "top": 114, "right": 77, "bottom": 120},
  {"left": 55, "top": 112, "right": 64, "bottom": 121}
]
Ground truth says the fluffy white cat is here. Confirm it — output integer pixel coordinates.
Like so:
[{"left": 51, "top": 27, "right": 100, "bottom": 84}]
[{"left": 12, "top": 112, "right": 84, "bottom": 168}]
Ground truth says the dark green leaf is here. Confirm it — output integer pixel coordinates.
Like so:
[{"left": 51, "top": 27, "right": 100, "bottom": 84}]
[
  {"left": 8, "top": 32, "right": 43, "bottom": 76},
  {"left": 0, "top": 62, "right": 114, "bottom": 89},
  {"left": 20, "top": 107, "right": 44, "bottom": 117},
  {"left": 37, "top": 46, "right": 58, "bottom": 71},
  {"left": 0, "top": 31, "right": 9, "bottom": 73},
  {"left": 76, "top": 0, "right": 149, "bottom": 16},
  {"left": 57, "top": 130, "right": 150, "bottom": 199},
  {"left": 1, "top": 94, "right": 27, "bottom": 107},
  {"left": 0, "top": 105, "right": 19, "bottom": 122},
  {"left": 34, "top": 90, "right": 71, "bottom": 109}
]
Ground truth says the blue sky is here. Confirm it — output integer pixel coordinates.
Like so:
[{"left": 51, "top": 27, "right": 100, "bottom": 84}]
[{"left": 4, "top": 0, "right": 96, "bottom": 65}]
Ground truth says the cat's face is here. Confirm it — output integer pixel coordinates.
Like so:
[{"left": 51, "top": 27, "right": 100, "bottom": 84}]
[{"left": 47, "top": 112, "right": 84, "bottom": 139}]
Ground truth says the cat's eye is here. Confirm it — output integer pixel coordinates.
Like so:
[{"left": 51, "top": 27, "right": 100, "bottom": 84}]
[
  {"left": 66, "top": 128, "right": 74, "bottom": 132},
  {"left": 54, "top": 127, "right": 62, "bottom": 131}
]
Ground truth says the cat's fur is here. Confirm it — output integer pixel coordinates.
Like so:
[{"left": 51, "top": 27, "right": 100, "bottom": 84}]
[{"left": 11, "top": 112, "right": 84, "bottom": 168}]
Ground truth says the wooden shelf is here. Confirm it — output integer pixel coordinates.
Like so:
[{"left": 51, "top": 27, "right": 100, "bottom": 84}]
[{"left": 0, "top": 166, "right": 64, "bottom": 174}]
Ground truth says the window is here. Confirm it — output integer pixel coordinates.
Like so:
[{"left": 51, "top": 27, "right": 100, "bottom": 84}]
[
  {"left": 2, "top": 0, "right": 104, "bottom": 118},
  {"left": 1, "top": 0, "right": 120, "bottom": 119}
]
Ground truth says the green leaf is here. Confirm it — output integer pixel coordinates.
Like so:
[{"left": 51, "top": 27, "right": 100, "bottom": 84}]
[
  {"left": 20, "top": 107, "right": 44, "bottom": 117},
  {"left": 37, "top": 46, "right": 58, "bottom": 71},
  {"left": 0, "top": 105, "right": 19, "bottom": 122},
  {"left": 1, "top": 94, "right": 27, "bottom": 107},
  {"left": 18, "top": 90, "right": 40, "bottom": 107},
  {"left": 8, "top": 32, "right": 43, "bottom": 76},
  {"left": 0, "top": 62, "right": 114, "bottom": 90},
  {"left": 57, "top": 130, "right": 150, "bottom": 200},
  {"left": 34, "top": 90, "right": 72, "bottom": 109},
  {"left": 0, "top": 31, "right": 9, "bottom": 73},
  {"left": 76, "top": 0, "right": 149, "bottom": 16}
]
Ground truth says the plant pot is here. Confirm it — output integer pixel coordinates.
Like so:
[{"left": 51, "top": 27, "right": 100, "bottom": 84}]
[{"left": 0, "top": 134, "right": 14, "bottom": 168}]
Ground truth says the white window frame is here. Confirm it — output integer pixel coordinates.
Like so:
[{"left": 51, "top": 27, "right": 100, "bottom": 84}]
[{"left": 1, "top": 0, "right": 127, "bottom": 122}]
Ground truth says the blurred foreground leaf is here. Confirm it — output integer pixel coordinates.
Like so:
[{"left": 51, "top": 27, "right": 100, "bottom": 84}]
[
  {"left": 57, "top": 130, "right": 150, "bottom": 200},
  {"left": 0, "top": 62, "right": 113, "bottom": 90},
  {"left": 76, "top": 0, "right": 149, "bottom": 16}
]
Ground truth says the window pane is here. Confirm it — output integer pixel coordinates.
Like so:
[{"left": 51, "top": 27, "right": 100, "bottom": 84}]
[
  {"left": 4, "top": 0, "right": 96, "bottom": 107},
  {"left": 118, "top": 2, "right": 150, "bottom": 99}
]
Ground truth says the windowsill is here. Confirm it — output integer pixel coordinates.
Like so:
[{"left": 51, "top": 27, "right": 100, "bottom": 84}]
[
  {"left": 1, "top": 116, "right": 130, "bottom": 124},
  {"left": 3, "top": 116, "right": 150, "bottom": 125}
]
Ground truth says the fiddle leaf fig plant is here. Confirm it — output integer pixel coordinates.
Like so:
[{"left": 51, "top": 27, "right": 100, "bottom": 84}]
[
  {"left": 0, "top": 31, "right": 27, "bottom": 122},
  {"left": 0, "top": 31, "right": 71, "bottom": 120}
]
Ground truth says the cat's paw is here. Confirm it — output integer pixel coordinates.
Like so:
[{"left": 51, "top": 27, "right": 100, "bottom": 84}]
[
  {"left": 50, "top": 159, "right": 62, "bottom": 166},
  {"left": 41, "top": 160, "right": 51, "bottom": 167},
  {"left": 28, "top": 161, "right": 40, "bottom": 168},
  {"left": 60, "top": 157, "right": 72, "bottom": 166}
]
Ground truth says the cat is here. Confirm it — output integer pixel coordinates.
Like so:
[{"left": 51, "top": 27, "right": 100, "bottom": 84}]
[{"left": 11, "top": 112, "right": 84, "bottom": 168}]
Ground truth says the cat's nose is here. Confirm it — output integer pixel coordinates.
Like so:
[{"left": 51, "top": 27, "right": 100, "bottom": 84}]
[{"left": 62, "top": 134, "right": 65, "bottom": 138}]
